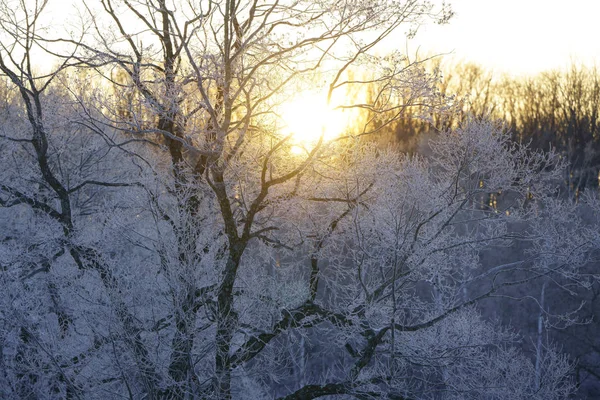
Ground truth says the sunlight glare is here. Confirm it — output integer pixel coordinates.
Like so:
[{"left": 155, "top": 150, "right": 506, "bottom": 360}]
[{"left": 279, "top": 91, "right": 348, "bottom": 150}]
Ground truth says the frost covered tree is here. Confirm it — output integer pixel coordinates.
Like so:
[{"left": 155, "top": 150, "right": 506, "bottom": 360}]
[{"left": 0, "top": 0, "right": 596, "bottom": 399}]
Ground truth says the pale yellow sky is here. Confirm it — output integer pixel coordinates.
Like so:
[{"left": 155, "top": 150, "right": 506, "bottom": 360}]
[
  {"left": 408, "top": 0, "right": 600, "bottom": 75},
  {"left": 29, "top": 0, "right": 600, "bottom": 77}
]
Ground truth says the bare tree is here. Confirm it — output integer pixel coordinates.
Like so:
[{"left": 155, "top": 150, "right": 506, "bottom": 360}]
[{"left": 0, "top": 1, "right": 595, "bottom": 399}]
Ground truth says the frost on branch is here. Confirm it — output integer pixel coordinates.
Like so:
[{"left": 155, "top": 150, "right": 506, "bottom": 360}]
[{"left": 0, "top": 0, "right": 594, "bottom": 398}]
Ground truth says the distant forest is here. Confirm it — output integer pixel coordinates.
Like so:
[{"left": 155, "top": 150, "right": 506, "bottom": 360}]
[{"left": 378, "top": 61, "right": 600, "bottom": 198}]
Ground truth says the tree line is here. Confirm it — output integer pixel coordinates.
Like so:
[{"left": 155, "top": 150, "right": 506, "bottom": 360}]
[{"left": 373, "top": 61, "right": 600, "bottom": 196}]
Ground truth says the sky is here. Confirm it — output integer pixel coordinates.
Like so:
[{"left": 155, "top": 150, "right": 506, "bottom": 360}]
[
  {"left": 27, "top": 0, "right": 600, "bottom": 77},
  {"left": 407, "top": 0, "right": 600, "bottom": 76}
]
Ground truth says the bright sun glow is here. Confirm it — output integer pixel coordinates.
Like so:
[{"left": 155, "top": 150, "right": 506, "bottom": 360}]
[{"left": 279, "top": 91, "right": 349, "bottom": 148}]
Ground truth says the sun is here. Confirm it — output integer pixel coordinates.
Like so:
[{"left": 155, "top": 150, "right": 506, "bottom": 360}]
[{"left": 279, "top": 91, "right": 348, "bottom": 147}]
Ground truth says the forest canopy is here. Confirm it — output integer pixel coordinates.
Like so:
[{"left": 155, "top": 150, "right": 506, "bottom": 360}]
[{"left": 0, "top": 1, "right": 598, "bottom": 399}]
